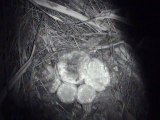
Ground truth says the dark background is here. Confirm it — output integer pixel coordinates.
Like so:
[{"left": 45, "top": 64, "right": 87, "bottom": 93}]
[
  {"left": 0, "top": 0, "right": 160, "bottom": 120},
  {"left": 111, "top": 0, "right": 160, "bottom": 119}
]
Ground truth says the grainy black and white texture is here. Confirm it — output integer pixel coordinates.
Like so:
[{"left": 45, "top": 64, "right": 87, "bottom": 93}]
[{"left": 0, "top": 0, "right": 152, "bottom": 120}]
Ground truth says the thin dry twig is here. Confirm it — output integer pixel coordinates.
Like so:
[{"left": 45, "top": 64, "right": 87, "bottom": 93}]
[{"left": 91, "top": 41, "right": 124, "bottom": 52}]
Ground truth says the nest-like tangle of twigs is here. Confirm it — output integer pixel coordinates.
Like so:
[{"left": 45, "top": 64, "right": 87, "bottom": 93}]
[{"left": 3, "top": 0, "right": 148, "bottom": 120}]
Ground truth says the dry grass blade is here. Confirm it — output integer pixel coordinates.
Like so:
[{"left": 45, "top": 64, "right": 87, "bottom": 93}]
[
  {"left": 0, "top": 14, "right": 44, "bottom": 105},
  {"left": 29, "top": 0, "right": 63, "bottom": 22},
  {"left": 94, "top": 41, "right": 124, "bottom": 50},
  {"left": 30, "top": 0, "right": 109, "bottom": 31},
  {"left": 8, "top": 45, "right": 36, "bottom": 90},
  {"left": 95, "top": 12, "right": 129, "bottom": 25},
  {"left": 0, "top": 45, "right": 36, "bottom": 105}
]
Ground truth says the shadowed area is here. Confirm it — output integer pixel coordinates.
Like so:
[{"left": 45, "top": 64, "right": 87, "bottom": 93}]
[{"left": 1, "top": 0, "right": 158, "bottom": 120}]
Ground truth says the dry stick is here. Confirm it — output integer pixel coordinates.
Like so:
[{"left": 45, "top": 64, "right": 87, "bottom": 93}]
[
  {"left": 0, "top": 14, "right": 44, "bottom": 105},
  {"left": 91, "top": 41, "right": 125, "bottom": 52},
  {"left": 73, "top": 37, "right": 80, "bottom": 50}
]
